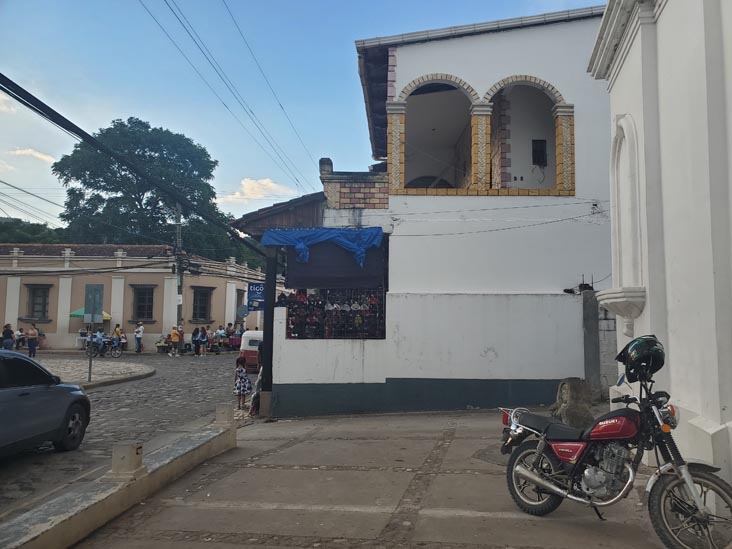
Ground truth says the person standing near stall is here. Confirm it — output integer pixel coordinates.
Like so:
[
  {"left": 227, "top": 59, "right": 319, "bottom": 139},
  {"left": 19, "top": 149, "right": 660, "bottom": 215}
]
[
  {"left": 2, "top": 323, "right": 14, "bottom": 350},
  {"left": 26, "top": 323, "right": 39, "bottom": 358},
  {"left": 134, "top": 322, "right": 144, "bottom": 353}
]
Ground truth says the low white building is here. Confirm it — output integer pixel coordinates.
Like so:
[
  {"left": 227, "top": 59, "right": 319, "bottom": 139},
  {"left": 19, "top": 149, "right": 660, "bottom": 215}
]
[
  {"left": 237, "top": 7, "right": 613, "bottom": 415},
  {"left": 590, "top": 0, "right": 732, "bottom": 478}
]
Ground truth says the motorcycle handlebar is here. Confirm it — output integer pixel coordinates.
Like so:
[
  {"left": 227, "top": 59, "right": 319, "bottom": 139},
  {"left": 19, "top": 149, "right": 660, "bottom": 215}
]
[{"left": 611, "top": 395, "right": 638, "bottom": 404}]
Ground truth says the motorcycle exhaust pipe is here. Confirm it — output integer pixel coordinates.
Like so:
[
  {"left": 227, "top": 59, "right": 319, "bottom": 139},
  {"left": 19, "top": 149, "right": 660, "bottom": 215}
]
[{"left": 514, "top": 464, "right": 588, "bottom": 504}]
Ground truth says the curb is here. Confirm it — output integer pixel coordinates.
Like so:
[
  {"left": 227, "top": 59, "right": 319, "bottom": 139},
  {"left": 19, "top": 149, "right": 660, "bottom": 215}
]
[
  {"left": 0, "top": 424, "right": 236, "bottom": 549},
  {"left": 78, "top": 367, "right": 156, "bottom": 391}
]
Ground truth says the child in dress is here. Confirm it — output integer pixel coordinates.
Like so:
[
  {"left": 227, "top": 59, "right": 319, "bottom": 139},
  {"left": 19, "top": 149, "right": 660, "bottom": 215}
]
[{"left": 233, "top": 356, "right": 252, "bottom": 410}]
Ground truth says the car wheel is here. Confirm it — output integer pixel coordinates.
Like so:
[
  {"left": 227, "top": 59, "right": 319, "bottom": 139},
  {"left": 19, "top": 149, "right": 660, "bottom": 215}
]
[{"left": 53, "top": 403, "right": 88, "bottom": 452}]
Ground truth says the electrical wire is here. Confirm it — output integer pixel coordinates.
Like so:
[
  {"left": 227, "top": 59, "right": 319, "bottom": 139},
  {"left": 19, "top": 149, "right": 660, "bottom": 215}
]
[
  {"left": 167, "top": 0, "right": 313, "bottom": 193},
  {"left": 136, "top": 0, "right": 297, "bottom": 187},
  {"left": 0, "top": 260, "right": 172, "bottom": 277},
  {"left": 393, "top": 210, "right": 608, "bottom": 237},
  {"left": 0, "top": 72, "right": 266, "bottom": 258},
  {"left": 221, "top": 0, "right": 319, "bottom": 169},
  {"left": 161, "top": 0, "right": 315, "bottom": 194}
]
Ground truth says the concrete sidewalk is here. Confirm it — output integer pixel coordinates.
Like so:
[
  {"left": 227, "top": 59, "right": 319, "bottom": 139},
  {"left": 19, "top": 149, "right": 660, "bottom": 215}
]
[{"left": 76, "top": 411, "right": 661, "bottom": 548}]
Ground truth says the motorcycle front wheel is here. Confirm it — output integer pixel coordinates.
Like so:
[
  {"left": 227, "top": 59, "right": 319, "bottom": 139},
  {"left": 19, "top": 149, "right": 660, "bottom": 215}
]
[
  {"left": 110, "top": 347, "right": 122, "bottom": 358},
  {"left": 649, "top": 467, "right": 732, "bottom": 549},
  {"left": 507, "top": 439, "right": 564, "bottom": 516}
]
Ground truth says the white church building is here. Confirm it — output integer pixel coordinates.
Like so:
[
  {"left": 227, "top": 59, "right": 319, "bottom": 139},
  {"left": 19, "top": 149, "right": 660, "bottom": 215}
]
[
  {"left": 591, "top": 0, "right": 732, "bottom": 479},
  {"left": 236, "top": 6, "right": 612, "bottom": 415}
]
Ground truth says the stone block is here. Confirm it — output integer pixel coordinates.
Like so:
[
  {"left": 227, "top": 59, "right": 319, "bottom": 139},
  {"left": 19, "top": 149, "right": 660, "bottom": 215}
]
[
  {"left": 549, "top": 378, "right": 594, "bottom": 428},
  {"left": 103, "top": 441, "right": 147, "bottom": 482}
]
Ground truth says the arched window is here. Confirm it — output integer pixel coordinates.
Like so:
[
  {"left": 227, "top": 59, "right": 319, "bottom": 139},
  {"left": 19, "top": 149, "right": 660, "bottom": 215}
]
[
  {"left": 401, "top": 79, "right": 476, "bottom": 190},
  {"left": 485, "top": 75, "right": 574, "bottom": 194}
]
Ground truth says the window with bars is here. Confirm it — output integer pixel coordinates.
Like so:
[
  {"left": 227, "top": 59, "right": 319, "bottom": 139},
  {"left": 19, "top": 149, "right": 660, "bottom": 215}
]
[
  {"left": 26, "top": 285, "right": 50, "bottom": 320},
  {"left": 286, "top": 288, "right": 386, "bottom": 340},
  {"left": 192, "top": 287, "right": 213, "bottom": 321},
  {"left": 132, "top": 286, "right": 154, "bottom": 321}
]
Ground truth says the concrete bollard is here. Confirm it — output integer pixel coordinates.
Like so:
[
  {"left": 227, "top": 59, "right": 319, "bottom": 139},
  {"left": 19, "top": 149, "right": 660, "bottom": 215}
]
[
  {"left": 213, "top": 403, "right": 234, "bottom": 428},
  {"left": 102, "top": 441, "right": 147, "bottom": 482}
]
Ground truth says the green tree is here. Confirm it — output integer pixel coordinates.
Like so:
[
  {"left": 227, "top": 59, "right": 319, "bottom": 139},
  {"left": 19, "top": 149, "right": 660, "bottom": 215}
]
[
  {"left": 52, "top": 117, "right": 262, "bottom": 266},
  {"left": 0, "top": 219, "right": 64, "bottom": 243}
]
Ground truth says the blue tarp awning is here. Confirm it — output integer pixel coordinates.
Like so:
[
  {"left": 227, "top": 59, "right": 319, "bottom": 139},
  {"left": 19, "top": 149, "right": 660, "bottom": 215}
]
[{"left": 261, "top": 227, "right": 383, "bottom": 267}]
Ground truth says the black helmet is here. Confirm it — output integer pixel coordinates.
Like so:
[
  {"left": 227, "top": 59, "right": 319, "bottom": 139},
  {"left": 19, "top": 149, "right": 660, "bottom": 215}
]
[{"left": 616, "top": 335, "right": 665, "bottom": 382}]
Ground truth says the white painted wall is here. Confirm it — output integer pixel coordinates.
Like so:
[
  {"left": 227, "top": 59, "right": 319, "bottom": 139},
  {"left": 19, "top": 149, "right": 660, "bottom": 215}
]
[
  {"left": 274, "top": 293, "right": 583, "bottom": 385},
  {"left": 387, "top": 196, "right": 610, "bottom": 294},
  {"left": 505, "top": 86, "right": 556, "bottom": 188},
  {"left": 395, "top": 16, "right": 610, "bottom": 202},
  {"left": 599, "top": 0, "right": 732, "bottom": 477}
]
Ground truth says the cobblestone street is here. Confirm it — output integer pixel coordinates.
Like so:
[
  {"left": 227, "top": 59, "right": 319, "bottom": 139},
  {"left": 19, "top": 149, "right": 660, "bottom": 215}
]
[{"left": 0, "top": 351, "right": 239, "bottom": 522}]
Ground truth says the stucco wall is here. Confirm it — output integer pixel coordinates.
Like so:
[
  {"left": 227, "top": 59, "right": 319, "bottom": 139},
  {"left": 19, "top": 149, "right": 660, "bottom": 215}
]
[
  {"left": 274, "top": 292, "right": 583, "bottom": 386},
  {"left": 601, "top": 0, "right": 732, "bottom": 476},
  {"left": 384, "top": 196, "right": 610, "bottom": 294}
]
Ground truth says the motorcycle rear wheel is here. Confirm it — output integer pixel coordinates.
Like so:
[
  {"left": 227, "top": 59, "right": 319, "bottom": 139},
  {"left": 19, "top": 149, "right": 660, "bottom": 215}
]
[
  {"left": 649, "top": 468, "right": 732, "bottom": 549},
  {"left": 507, "top": 439, "right": 564, "bottom": 516}
]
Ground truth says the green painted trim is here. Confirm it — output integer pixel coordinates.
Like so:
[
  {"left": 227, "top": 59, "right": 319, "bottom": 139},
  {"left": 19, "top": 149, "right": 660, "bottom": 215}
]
[{"left": 273, "top": 378, "right": 560, "bottom": 417}]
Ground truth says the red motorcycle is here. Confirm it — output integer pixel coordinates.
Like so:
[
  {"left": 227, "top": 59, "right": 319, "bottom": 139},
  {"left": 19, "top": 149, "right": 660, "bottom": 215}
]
[{"left": 500, "top": 335, "right": 732, "bottom": 549}]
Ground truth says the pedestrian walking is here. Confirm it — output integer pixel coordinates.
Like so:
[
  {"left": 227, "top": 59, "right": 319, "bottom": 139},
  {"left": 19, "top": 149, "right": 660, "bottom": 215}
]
[
  {"left": 2, "top": 323, "right": 15, "bottom": 350},
  {"left": 112, "top": 323, "right": 121, "bottom": 349},
  {"left": 26, "top": 323, "right": 39, "bottom": 358},
  {"left": 134, "top": 322, "right": 144, "bottom": 353},
  {"left": 169, "top": 325, "right": 180, "bottom": 357},
  {"left": 233, "top": 356, "right": 252, "bottom": 410},
  {"left": 192, "top": 327, "right": 201, "bottom": 356}
]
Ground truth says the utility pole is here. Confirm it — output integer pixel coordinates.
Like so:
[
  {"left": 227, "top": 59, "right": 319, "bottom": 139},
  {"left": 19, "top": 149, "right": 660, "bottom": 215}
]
[
  {"left": 259, "top": 247, "right": 278, "bottom": 419},
  {"left": 175, "top": 203, "right": 183, "bottom": 326}
]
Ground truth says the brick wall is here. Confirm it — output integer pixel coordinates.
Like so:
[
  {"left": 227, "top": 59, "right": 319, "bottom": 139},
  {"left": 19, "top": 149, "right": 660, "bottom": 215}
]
[{"left": 339, "top": 181, "right": 389, "bottom": 209}]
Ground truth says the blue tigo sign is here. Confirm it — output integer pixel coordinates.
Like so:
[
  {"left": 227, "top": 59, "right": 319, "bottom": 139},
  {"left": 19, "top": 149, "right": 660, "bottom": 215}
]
[{"left": 247, "top": 282, "right": 265, "bottom": 311}]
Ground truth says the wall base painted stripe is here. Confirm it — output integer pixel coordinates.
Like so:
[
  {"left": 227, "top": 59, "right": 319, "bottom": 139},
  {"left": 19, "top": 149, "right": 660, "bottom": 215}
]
[{"left": 272, "top": 378, "right": 560, "bottom": 417}]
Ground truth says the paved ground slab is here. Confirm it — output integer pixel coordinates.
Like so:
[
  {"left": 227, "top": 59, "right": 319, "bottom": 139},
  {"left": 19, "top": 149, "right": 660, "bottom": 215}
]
[{"left": 77, "top": 410, "right": 663, "bottom": 548}]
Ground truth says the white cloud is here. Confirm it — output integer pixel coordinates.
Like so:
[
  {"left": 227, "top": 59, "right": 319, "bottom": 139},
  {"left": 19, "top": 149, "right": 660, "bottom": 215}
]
[
  {"left": 0, "top": 159, "right": 16, "bottom": 173},
  {"left": 0, "top": 95, "right": 16, "bottom": 114},
  {"left": 8, "top": 147, "right": 56, "bottom": 164},
  {"left": 216, "top": 178, "right": 297, "bottom": 205}
]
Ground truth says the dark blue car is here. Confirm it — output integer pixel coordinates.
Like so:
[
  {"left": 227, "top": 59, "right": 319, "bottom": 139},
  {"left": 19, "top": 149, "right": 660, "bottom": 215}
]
[{"left": 0, "top": 350, "right": 90, "bottom": 456}]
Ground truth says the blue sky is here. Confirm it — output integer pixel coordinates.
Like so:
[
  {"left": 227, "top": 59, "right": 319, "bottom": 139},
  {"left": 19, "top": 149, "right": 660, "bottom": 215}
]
[{"left": 0, "top": 0, "right": 600, "bottom": 226}]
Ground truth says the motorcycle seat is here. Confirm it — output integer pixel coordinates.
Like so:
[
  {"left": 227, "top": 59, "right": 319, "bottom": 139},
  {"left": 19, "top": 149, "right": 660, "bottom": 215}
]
[
  {"left": 545, "top": 422, "right": 585, "bottom": 441},
  {"left": 518, "top": 413, "right": 585, "bottom": 441},
  {"left": 517, "top": 412, "right": 561, "bottom": 432}
]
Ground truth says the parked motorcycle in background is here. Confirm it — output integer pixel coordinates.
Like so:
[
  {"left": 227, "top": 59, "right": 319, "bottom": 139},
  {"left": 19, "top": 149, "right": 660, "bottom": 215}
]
[{"left": 499, "top": 335, "right": 732, "bottom": 549}]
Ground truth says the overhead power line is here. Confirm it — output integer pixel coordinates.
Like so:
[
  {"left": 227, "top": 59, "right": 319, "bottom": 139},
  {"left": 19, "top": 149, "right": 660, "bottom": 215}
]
[
  {"left": 158, "top": 0, "right": 316, "bottom": 194},
  {"left": 0, "top": 72, "right": 266, "bottom": 259},
  {"left": 221, "top": 0, "right": 319, "bottom": 169},
  {"left": 0, "top": 178, "right": 263, "bottom": 257},
  {"left": 393, "top": 210, "right": 608, "bottom": 237},
  {"left": 136, "top": 0, "right": 299, "bottom": 189}
]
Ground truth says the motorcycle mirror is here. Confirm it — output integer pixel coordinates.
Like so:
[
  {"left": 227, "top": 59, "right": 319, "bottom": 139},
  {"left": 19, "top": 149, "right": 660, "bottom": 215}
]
[{"left": 617, "top": 373, "right": 626, "bottom": 387}]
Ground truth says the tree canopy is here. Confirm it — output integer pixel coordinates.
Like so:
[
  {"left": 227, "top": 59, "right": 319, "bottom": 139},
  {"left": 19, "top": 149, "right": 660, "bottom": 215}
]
[
  {"left": 0, "top": 219, "right": 63, "bottom": 243},
  {"left": 52, "top": 117, "right": 262, "bottom": 267}
]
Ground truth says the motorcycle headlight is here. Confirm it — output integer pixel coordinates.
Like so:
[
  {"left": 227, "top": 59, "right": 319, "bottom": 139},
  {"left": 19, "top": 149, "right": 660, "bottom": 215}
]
[{"left": 663, "top": 405, "right": 679, "bottom": 429}]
